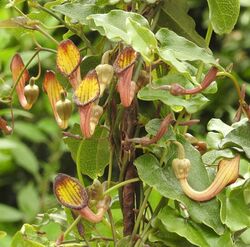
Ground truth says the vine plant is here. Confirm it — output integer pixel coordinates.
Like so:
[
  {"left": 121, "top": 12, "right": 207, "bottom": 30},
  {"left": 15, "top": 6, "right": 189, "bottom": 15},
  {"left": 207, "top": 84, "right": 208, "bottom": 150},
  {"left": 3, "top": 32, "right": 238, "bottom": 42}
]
[{"left": 0, "top": 0, "right": 249, "bottom": 246}]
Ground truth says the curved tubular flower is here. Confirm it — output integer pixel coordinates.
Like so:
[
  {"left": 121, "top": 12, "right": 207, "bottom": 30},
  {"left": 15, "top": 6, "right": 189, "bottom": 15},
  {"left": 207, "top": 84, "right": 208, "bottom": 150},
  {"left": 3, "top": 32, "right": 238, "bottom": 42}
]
[
  {"left": 56, "top": 39, "right": 81, "bottom": 89},
  {"left": 53, "top": 173, "right": 110, "bottom": 223},
  {"left": 10, "top": 54, "right": 33, "bottom": 110},
  {"left": 126, "top": 113, "right": 173, "bottom": 145},
  {"left": 43, "top": 70, "right": 69, "bottom": 129},
  {"left": 74, "top": 70, "right": 102, "bottom": 138},
  {"left": 172, "top": 155, "right": 240, "bottom": 202},
  {"left": 114, "top": 47, "right": 137, "bottom": 107},
  {"left": 170, "top": 67, "right": 218, "bottom": 96}
]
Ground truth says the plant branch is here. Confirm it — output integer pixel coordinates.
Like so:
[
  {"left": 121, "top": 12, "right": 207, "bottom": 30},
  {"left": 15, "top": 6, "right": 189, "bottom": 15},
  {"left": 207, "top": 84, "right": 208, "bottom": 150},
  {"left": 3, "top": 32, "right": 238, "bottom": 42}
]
[
  {"left": 129, "top": 187, "right": 152, "bottom": 247},
  {"left": 103, "top": 178, "right": 140, "bottom": 196},
  {"left": 196, "top": 22, "right": 213, "bottom": 81}
]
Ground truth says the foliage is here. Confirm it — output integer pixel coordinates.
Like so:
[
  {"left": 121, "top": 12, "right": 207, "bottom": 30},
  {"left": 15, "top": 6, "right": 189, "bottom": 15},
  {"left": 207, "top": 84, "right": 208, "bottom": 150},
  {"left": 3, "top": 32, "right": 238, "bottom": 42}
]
[{"left": 0, "top": 0, "right": 249, "bottom": 247}]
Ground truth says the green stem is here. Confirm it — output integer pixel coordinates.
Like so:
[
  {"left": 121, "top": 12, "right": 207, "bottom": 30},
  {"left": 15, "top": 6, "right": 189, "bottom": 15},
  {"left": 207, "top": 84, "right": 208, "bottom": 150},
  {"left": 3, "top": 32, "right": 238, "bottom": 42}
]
[
  {"left": 107, "top": 209, "right": 117, "bottom": 246},
  {"left": 103, "top": 178, "right": 140, "bottom": 196},
  {"left": 196, "top": 22, "right": 213, "bottom": 81},
  {"left": 159, "top": 144, "right": 168, "bottom": 166},
  {"left": 78, "top": 27, "right": 95, "bottom": 55},
  {"left": 216, "top": 71, "right": 242, "bottom": 101},
  {"left": 36, "top": 3, "right": 68, "bottom": 27},
  {"left": 63, "top": 215, "right": 82, "bottom": 239},
  {"left": 129, "top": 187, "right": 153, "bottom": 247},
  {"left": 172, "top": 141, "right": 185, "bottom": 159},
  {"left": 36, "top": 3, "right": 94, "bottom": 53},
  {"left": 132, "top": 56, "right": 144, "bottom": 82},
  {"left": 76, "top": 141, "right": 85, "bottom": 186},
  {"left": 36, "top": 26, "right": 59, "bottom": 45},
  {"left": 107, "top": 148, "right": 113, "bottom": 189},
  {"left": 135, "top": 197, "right": 168, "bottom": 247},
  {"left": 9, "top": 49, "right": 40, "bottom": 96},
  {"left": 40, "top": 47, "right": 57, "bottom": 54}
]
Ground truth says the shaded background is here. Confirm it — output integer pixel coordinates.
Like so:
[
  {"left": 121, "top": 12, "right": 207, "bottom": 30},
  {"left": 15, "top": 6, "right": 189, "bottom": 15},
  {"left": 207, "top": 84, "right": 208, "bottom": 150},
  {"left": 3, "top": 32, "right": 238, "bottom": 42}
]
[{"left": 0, "top": 0, "right": 250, "bottom": 245}]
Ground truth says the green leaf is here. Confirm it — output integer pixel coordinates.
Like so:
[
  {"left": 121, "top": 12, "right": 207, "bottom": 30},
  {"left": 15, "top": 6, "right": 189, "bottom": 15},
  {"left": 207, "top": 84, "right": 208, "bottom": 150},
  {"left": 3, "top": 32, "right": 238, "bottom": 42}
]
[
  {"left": 202, "top": 149, "right": 234, "bottom": 165},
  {"left": 206, "top": 132, "right": 224, "bottom": 149},
  {"left": 0, "top": 151, "right": 14, "bottom": 175},
  {"left": 218, "top": 186, "right": 250, "bottom": 232},
  {"left": 12, "top": 142, "right": 39, "bottom": 176},
  {"left": 0, "top": 139, "right": 39, "bottom": 175},
  {"left": 155, "top": 206, "right": 233, "bottom": 247},
  {"left": 148, "top": 226, "right": 195, "bottom": 247},
  {"left": 158, "top": 0, "right": 206, "bottom": 47},
  {"left": 0, "top": 204, "right": 23, "bottom": 222},
  {"left": 17, "top": 183, "right": 40, "bottom": 222},
  {"left": 134, "top": 136, "right": 224, "bottom": 234},
  {"left": 53, "top": 3, "right": 104, "bottom": 25},
  {"left": 126, "top": 17, "right": 157, "bottom": 62},
  {"left": 156, "top": 28, "right": 217, "bottom": 75},
  {"left": 207, "top": 118, "right": 233, "bottom": 137},
  {"left": 207, "top": 0, "right": 240, "bottom": 35},
  {"left": 0, "top": 231, "right": 7, "bottom": 240},
  {"left": 221, "top": 121, "right": 250, "bottom": 158},
  {"left": 117, "top": 236, "right": 131, "bottom": 247},
  {"left": 88, "top": 10, "right": 149, "bottom": 43},
  {"left": 239, "top": 228, "right": 250, "bottom": 245},
  {"left": 138, "top": 86, "right": 209, "bottom": 114},
  {"left": 14, "top": 121, "right": 47, "bottom": 143},
  {"left": 11, "top": 224, "right": 46, "bottom": 247},
  {"left": 64, "top": 125, "right": 110, "bottom": 179}
]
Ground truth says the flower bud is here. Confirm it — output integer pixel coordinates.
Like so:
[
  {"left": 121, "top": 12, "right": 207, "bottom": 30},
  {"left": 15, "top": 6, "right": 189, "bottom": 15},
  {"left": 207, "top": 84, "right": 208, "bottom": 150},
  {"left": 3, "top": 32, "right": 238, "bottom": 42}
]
[
  {"left": 95, "top": 64, "right": 114, "bottom": 93},
  {"left": 56, "top": 91, "right": 72, "bottom": 121},
  {"left": 24, "top": 82, "right": 39, "bottom": 106},
  {"left": 172, "top": 158, "right": 191, "bottom": 179},
  {"left": 88, "top": 179, "right": 104, "bottom": 201}
]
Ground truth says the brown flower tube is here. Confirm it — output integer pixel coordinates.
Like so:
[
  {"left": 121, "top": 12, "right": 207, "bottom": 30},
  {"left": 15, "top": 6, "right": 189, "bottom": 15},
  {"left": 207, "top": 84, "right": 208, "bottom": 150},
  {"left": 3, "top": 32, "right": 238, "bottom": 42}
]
[
  {"left": 114, "top": 47, "right": 137, "bottom": 107},
  {"left": 43, "top": 71, "right": 69, "bottom": 129}
]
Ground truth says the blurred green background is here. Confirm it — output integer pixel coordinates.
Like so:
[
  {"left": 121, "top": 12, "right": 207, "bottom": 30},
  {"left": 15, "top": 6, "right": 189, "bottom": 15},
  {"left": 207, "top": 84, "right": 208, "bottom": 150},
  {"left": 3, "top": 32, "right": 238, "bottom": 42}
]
[{"left": 0, "top": 0, "right": 250, "bottom": 246}]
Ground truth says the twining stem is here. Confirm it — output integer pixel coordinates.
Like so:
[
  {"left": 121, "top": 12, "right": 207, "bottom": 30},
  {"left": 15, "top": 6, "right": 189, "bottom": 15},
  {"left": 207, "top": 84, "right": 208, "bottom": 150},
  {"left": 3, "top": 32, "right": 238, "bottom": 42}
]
[
  {"left": 104, "top": 178, "right": 140, "bottom": 196},
  {"left": 36, "top": 3, "right": 94, "bottom": 53},
  {"left": 35, "top": 4, "right": 67, "bottom": 27},
  {"left": 129, "top": 187, "right": 153, "bottom": 247},
  {"left": 9, "top": 49, "right": 40, "bottom": 97},
  {"left": 216, "top": 71, "right": 242, "bottom": 102},
  {"left": 63, "top": 215, "right": 82, "bottom": 239},
  {"left": 196, "top": 22, "right": 213, "bottom": 81},
  {"left": 30, "top": 53, "right": 41, "bottom": 81},
  {"left": 40, "top": 47, "right": 57, "bottom": 54},
  {"left": 36, "top": 25, "right": 59, "bottom": 45}
]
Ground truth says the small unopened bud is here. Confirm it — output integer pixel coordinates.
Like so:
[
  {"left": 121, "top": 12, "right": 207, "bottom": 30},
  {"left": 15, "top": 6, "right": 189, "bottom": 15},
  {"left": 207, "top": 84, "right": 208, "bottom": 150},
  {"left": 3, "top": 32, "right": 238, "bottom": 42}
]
[
  {"left": 88, "top": 179, "right": 104, "bottom": 201},
  {"left": 24, "top": 81, "right": 39, "bottom": 106},
  {"left": 95, "top": 64, "right": 114, "bottom": 95},
  {"left": 56, "top": 98, "right": 72, "bottom": 121},
  {"left": 172, "top": 158, "right": 191, "bottom": 179}
]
